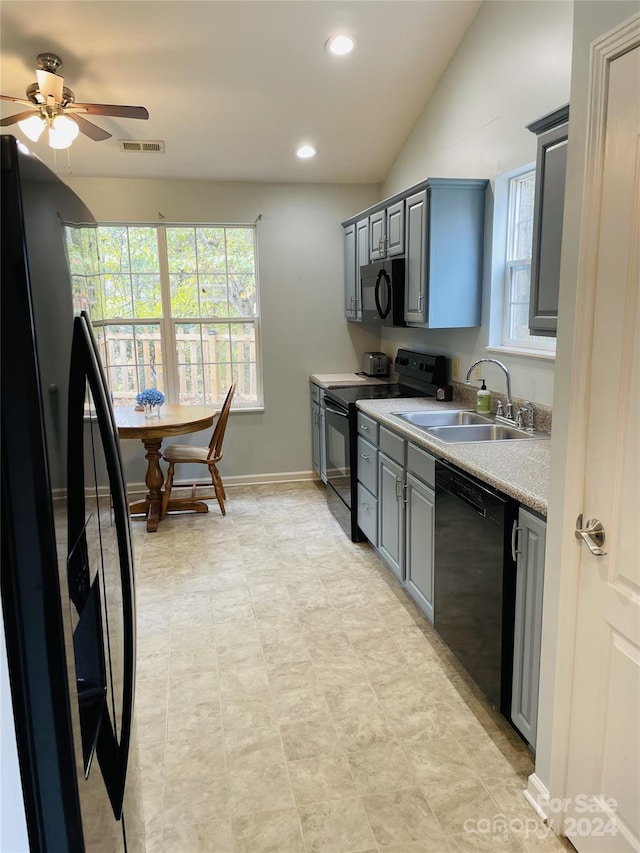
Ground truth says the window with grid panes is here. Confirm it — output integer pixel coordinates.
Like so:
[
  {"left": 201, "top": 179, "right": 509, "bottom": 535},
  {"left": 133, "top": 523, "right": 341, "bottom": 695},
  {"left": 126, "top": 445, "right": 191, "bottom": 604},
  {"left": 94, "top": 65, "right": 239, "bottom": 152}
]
[
  {"left": 503, "top": 171, "right": 555, "bottom": 352},
  {"left": 65, "top": 223, "right": 262, "bottom": 408}
]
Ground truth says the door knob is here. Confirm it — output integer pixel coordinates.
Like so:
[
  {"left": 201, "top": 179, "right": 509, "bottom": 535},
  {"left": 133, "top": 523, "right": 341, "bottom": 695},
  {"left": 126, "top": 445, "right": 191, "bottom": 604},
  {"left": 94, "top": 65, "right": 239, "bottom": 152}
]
[{"left": 575, "top": 514, "right": 607, "bottom": 556}]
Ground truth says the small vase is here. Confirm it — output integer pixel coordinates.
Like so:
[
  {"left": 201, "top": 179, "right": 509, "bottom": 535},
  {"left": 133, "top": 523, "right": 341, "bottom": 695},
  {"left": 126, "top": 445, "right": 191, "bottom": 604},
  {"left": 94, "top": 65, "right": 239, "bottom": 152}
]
[{"left": 144, "top": 403, "right": 161, "bottom": 418}]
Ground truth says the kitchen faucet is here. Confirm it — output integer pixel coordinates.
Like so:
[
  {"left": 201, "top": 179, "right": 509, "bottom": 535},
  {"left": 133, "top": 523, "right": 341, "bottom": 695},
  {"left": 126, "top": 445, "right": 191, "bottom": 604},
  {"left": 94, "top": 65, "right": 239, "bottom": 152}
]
[{"left": 466, "top": 358, "right": 514, "bottom": 421}]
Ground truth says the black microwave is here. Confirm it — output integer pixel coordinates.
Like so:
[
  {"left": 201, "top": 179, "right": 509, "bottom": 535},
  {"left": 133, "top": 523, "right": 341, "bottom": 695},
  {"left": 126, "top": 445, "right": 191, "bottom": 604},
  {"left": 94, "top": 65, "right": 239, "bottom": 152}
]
[{"left": 360, "top": 259, "right": 406, "bottom": 326}]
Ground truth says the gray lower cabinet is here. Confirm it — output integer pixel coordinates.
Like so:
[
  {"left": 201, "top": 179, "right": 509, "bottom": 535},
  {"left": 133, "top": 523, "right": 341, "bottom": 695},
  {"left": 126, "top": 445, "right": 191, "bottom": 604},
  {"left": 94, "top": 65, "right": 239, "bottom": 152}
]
[
  {"left": 527, "top": 104, "right": 569, "bottom": 337},
  {"left": 356, "top": 413, "right": 379, "bottom": 546},
  {"left": 371, "top": 427, "right": 436, "bottom": 622},
  {"left": 404, "top": 179, "right": 487, "bottom": 328},
  {"left": 404, "top": 442, "right": 436, "bottom": 623},
  {"left": 511, "top": 507, "right": 546, "bottom": 749},
  {"left": 377, "top": 451, "right": 405, "bottom": 581},
  {"left": 310, "top": 383, "right": 325, "bottom": 481}
]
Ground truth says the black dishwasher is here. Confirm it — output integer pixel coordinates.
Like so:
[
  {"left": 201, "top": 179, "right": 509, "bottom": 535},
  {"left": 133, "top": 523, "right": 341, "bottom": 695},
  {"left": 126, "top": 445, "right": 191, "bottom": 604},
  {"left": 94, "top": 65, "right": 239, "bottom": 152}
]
[{"left": 434, "top": 460, "right": 518, "bottom": 714}]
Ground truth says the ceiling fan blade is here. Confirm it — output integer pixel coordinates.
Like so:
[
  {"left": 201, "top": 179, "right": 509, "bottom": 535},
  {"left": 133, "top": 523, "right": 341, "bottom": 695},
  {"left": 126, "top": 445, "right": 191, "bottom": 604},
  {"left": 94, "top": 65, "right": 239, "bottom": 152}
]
[
  {"left": 36, "top": 68, "right": 64, "bottom": 104},
  {"left": 0, "top": 109, "right": 39, "bottom": 127},
  {"left": 1, "top": 94, "right": 35, "bottom": 107},
  {"left": 72, "top": 113, "right": 112, "bottom": 141},
  {"left": 68, "top": 103, "right": 149, "bottom": 120}
]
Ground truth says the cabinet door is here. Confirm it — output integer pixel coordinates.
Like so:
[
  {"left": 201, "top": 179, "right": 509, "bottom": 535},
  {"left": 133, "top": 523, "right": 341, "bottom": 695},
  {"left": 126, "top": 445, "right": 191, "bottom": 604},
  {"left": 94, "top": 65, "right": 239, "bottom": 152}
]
[
  {"left": 357, "top": 435, "right": 377, "bottom": 496},
  {"left": 369, "top": 209, "right": 386, "bottom": 260},
  {"left": 529, "top": 120, "right": 568, "bottom": 337},
  {"left": 387, "top": 200, "right": 404, "bottom": 256},
  {"left": 404, "top": 189, "right": 428, "bottom": 324},
  {"left": 311, "top": 399, "right": 321, "bottom": 476},
  {"left": 357, "top": 483, "right": 377, "bottom": 547},
  {"left": 343, "top": 224, "right": 357, "bottom": 320},
  {"left": 354, "top": 218, "right": 369, "bottom": 320},
  {"left": 511, "top": 508, "right": 546, "bottom": 748},
  {"left": 405, "top": 473, "right": 435, "bottom": 623},
  {"left": 377, "top": 453, "right": 404, "bottom": 581}
]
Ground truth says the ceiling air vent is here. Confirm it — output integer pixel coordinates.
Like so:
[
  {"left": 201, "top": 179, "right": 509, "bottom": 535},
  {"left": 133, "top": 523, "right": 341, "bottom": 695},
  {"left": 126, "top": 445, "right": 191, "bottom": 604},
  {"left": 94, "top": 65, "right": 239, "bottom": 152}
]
[{"left": 119, "top": 140, "right": 165, "bottom": 153}]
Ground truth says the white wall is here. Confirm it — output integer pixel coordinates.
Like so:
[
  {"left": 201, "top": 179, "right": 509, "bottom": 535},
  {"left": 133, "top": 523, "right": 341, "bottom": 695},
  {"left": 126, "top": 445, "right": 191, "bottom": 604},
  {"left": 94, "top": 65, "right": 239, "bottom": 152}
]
[
  {"left": 378, "top": 0, "right": 574, "bottom": 407},
  {"left": 64, "top": 177, "right": 380, "bottom": 484}
]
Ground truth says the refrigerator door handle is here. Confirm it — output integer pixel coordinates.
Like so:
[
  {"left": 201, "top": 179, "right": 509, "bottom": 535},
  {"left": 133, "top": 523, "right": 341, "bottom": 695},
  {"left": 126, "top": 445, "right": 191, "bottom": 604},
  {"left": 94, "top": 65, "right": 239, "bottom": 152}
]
[{"left": 69, "top": 314, "right": 136, "bottom": 819}]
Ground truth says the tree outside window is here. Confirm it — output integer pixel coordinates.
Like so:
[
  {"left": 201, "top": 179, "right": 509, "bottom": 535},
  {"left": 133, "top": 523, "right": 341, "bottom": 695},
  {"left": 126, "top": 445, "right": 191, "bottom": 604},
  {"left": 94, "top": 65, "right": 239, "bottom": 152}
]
[{"left": 65, "top": 223, "right": 261, "bottom": 408}]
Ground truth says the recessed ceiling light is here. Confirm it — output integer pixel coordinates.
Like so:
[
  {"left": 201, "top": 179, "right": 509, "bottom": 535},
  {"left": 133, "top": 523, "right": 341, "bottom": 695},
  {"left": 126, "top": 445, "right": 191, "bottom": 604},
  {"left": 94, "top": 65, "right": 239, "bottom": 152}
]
[
  {"left": 296, "top": 144, "right": 316, "bottom": 159},
  {"left": 325, "top": 34, "right": 355, "bottom": 57}
]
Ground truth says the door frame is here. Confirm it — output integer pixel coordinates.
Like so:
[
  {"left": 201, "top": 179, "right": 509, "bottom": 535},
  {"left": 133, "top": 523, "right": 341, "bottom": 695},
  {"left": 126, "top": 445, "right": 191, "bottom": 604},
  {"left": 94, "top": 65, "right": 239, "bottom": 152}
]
[{"left": 539, "top": 12, "right": 640, "bottom": 837}]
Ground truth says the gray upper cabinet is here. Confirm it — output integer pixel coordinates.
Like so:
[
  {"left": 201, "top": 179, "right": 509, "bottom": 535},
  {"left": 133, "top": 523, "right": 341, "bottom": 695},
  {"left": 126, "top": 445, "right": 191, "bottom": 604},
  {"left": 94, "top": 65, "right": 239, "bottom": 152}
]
[
  {"left": 343, "top": 223, "right": 357, "bottom": 320},
  {"left": 404, "top": 179, "right": 487, "bottom": 328},
  {"left": 370, "top": 201, "right": 405, "bottom": 260},
  {"left": 344, "top": 218, "right": 368, "bottom": 321},
  {"left": 369, "top": 209, "right": 386, "bottom": 260},
  {"left": 343, "top": 177, "right": 484, "bottom": 327},
  {"left": 386, "top": 200, "right": 404, "bottom": 256},
  {"left": 527, "top": 104, "right": 569, "bottom": 337}
]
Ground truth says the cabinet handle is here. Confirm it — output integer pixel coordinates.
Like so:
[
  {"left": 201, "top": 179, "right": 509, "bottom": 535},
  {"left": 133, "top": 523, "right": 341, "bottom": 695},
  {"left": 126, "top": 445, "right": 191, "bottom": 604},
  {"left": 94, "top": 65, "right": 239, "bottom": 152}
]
[
  {"left": 360, "top": 453, "right": 370, "bottom": 460},
  {"left": 360, "top": 425, "right": 369, "bottom": 431},
  {"left": 395, "top": 477, "right": 402, "bottom": 500},
  {"left": 403, "top": 482, "right": 408, "bottom": 506},
  {"left": 361, "top": 502, "right": 371, "bottom": 513},
  {"left": 417, "top": 292, "right": 424, "bottom": 312},
  {"left": 511, "top": 522, "right": 522, "bottom": 562}
]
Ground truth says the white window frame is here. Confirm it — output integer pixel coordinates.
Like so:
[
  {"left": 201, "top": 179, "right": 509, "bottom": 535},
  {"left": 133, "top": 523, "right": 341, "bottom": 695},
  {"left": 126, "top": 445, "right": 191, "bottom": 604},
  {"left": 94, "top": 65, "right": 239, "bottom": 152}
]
[
  {"left": 67, "top": 221, "right": 264, "bottom": 410},
  {"left": 488, "top": 165, "right": 556, "bottom": 360}
]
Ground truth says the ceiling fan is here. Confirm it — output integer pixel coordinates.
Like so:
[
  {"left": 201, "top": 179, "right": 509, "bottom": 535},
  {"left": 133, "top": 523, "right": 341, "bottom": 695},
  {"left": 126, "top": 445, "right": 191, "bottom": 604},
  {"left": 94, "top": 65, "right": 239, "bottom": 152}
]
[{"left": 0, "top": 53, "right": 149, "bottom": 148}]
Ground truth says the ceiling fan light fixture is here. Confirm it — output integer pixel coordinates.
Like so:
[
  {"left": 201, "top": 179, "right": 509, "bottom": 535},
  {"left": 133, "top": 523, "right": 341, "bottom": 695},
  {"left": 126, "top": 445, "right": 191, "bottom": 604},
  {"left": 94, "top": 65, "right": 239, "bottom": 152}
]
[
  {"left": 48, "top": 114, "right": 79, "bottom": 149},
  {"left": 325, "top": 34, "right": 355, "bottom": 56},
  {"left": 18, "top": 113, "right": 46, "bottom": 142}
]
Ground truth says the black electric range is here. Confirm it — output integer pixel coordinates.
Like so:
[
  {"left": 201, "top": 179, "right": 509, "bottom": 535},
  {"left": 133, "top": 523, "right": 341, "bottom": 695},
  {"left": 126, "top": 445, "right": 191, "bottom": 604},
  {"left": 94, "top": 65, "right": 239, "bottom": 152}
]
[{"left": 323, "top": 350, "right": 447, "bottom": 541}]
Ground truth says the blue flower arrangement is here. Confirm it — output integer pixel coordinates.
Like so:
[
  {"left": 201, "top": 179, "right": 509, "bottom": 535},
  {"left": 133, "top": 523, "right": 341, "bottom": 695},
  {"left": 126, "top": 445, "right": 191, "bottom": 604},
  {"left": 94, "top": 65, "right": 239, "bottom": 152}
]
[{"left": 136, "top": 388, "right": 165, "bottom": 407}]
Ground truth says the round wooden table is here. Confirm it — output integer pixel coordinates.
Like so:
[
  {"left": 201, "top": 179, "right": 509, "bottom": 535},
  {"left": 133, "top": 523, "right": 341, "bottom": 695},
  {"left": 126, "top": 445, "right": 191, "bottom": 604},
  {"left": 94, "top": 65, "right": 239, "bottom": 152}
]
[{"left": 115, "top": 404, "right": 216, "bottom": 532}]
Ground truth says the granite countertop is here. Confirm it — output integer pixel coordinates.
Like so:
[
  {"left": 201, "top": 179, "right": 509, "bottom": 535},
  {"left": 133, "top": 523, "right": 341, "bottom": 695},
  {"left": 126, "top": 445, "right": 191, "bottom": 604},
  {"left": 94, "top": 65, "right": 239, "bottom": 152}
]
[
  {"left": 356, "top": 398, "right": 550, "bottom": 515},
  {"left": 310, "top": 373, "right": 393, "bottom": 388}
]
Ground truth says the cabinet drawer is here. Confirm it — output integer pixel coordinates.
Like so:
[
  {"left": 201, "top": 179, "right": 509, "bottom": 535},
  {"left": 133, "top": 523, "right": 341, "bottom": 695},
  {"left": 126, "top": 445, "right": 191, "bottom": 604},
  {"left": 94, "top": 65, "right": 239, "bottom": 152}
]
[
  {"left": 357, "top": 436, "right": 378, "bottom": 495},
  {"left": 357, "top": 483, "right": 378, "bottom": 546},
  {"left": 357, "top": 412, "right": 378, "bottom": 444},
  {"left": 407, "top": 442, "right": 436, "bottom": 488},
  {"left": 379, "top": 426, "right": 405, "bottom": 465}
]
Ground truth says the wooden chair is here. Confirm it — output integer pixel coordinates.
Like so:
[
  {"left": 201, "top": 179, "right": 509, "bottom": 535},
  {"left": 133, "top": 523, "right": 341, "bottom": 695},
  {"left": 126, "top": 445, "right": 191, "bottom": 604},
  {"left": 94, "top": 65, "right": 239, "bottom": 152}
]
[{"left": 160, "top": 384, "right": 236, "bottom": 518}]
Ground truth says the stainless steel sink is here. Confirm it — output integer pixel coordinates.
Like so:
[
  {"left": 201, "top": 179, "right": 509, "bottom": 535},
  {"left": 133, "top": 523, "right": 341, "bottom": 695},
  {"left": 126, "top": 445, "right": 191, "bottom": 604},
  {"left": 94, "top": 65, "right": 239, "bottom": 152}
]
[
  {"left": 426, "top": 424, "right": 543, "bottom": 443},
  {"left": 394, "top": 410, "right": 491, "bottom": 427}
]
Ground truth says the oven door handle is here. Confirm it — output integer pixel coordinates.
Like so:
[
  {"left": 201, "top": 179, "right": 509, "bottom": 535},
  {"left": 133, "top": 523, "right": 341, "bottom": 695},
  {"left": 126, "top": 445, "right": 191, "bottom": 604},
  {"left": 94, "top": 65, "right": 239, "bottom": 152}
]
[{"left": 324, "top": 402, "right": 349, "bottom": 418}]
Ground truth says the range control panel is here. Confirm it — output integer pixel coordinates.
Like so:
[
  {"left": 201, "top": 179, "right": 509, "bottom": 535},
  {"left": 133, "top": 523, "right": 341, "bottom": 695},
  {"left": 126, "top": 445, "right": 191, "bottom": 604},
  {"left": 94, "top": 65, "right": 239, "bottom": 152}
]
[{"left": 395, "top": 349, "right": 447, "bottom": 388}]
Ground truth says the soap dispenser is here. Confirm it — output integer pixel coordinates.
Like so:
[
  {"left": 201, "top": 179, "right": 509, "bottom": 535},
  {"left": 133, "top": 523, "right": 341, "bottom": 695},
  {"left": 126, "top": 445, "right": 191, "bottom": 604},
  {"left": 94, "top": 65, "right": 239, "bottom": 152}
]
[{"left": 476, "top": 380, "right": 490, "bottom": 414}]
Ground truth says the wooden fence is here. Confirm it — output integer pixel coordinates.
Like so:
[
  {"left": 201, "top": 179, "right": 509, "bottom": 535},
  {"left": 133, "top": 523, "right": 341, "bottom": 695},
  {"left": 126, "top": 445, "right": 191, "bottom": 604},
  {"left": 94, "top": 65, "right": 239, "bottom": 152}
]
[{"left": 102, "top": 329, "right": 256, "bottom": 404}]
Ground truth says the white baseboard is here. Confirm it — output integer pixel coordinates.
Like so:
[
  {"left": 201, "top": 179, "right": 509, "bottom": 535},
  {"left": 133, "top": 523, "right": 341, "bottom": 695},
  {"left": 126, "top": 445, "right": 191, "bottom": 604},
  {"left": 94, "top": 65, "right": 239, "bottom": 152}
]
[
  {"left": 524, "top": 773, "right": 556, "bottom": 827},
  {"left": 124, "top": 471, "right": 320, "bottom": 499},
  {"left": 55, "top": 473, "right": 322, "bottom": 502}
]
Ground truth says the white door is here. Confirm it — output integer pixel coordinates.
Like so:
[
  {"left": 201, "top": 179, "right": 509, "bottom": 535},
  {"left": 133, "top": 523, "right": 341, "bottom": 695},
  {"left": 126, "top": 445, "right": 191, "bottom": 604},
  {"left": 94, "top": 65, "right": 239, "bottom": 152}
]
[{"left": 563, "top": 39, "right": 640, "bottom": 853}]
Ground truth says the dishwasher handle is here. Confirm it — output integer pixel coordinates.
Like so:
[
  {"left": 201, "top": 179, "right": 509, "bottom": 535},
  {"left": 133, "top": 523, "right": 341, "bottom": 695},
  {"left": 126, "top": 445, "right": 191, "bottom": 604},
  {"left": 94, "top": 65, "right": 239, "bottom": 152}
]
[
  {"left": 446, "top": 487, "right": 487, "bottom": 517},
  {"left": 436, "top": 460, "right": 496, "bottom": 517}
]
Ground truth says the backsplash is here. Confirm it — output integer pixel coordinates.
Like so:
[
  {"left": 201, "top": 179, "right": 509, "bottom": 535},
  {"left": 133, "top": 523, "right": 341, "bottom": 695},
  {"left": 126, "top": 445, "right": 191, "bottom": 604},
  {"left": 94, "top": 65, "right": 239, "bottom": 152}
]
[{"left": 449, "top": 381, "right": 553, "bottom": 432}]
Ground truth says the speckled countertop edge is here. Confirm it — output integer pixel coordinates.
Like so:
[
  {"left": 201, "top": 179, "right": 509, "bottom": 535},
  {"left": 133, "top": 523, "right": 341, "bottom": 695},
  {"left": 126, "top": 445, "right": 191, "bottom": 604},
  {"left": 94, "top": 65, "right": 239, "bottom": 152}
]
[
  {"left": 310, "top": 373, "right": 393, "bottom": 388},
  {"left": 356, "top": 398, "right": 550, "bottom": 516}
]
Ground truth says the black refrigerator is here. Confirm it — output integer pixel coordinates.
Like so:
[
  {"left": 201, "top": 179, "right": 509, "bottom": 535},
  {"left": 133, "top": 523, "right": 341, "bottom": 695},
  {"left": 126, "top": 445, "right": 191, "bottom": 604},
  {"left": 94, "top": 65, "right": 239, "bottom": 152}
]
[{"left": 1, "top": 136, "right": 144, "bottom": 851}]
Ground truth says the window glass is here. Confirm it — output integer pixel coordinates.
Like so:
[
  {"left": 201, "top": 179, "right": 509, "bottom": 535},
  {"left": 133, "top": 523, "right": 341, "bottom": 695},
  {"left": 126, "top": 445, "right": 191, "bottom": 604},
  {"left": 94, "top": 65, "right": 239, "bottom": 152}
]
[
  {"left": 66, "top": 223, "right": 261, "bottom": 408},
  {"left": 503, "top": 171, "right": 555, "bottom": 353}
]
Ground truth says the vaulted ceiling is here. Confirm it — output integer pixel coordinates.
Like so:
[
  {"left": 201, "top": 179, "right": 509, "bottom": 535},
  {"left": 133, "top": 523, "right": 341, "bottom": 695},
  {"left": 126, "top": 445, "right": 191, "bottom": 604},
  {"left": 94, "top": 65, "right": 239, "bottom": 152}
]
[{"left": 0, "top": 1, "right": 481, "bottom": 182}]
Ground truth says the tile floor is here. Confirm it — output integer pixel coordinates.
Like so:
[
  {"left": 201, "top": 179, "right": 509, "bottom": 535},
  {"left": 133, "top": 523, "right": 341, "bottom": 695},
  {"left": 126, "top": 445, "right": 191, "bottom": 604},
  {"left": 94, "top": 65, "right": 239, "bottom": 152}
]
[{"left": 131, "top": 481, "right": 575, "bottom": 853}]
